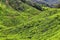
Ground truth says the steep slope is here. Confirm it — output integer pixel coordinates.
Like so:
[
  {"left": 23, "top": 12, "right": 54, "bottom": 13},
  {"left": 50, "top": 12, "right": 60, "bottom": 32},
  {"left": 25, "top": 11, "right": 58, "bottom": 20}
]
[{"left": 0, "top": 1, "right": 60, "bottom": 40}]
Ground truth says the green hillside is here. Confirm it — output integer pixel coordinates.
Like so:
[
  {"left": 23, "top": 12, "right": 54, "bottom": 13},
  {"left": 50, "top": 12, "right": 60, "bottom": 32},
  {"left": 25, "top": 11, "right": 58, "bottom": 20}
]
[{"left": 0, "top": 1, "right": 60, "bottom": 40}]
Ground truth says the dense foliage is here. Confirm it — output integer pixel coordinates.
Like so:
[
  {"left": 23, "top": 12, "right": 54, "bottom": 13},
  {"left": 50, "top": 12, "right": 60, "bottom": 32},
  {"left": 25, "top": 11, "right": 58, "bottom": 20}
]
[{"left": 0, "top": 0, "right": 60, "bottom": 40}]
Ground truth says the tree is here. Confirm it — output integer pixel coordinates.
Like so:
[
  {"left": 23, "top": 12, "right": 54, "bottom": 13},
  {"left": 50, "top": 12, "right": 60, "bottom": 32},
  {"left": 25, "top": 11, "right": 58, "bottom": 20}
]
[
  {"left": 21, "top": 0, "right": 25, "bottom": 3},
  {"left": 52, "top": 3, "right": 60, "bottom": 8},
  {"left": 5, "top": 0, "right": 24, "bottom": 11},
  {"left": 21, "top": 0, "right": 43, "bottom": 11},
  {"left": 56, "top": 4, "right": 60, "bottom": 8},
  {"left": 6, "top": 0, "right": 8, "bottom": 3}
]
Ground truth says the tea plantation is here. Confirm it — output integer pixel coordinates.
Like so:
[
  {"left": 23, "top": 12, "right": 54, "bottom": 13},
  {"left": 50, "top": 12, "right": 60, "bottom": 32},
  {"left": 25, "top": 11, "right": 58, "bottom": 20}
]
[{"left": 0, "top": 0, "right": 60, "bottom": 40}]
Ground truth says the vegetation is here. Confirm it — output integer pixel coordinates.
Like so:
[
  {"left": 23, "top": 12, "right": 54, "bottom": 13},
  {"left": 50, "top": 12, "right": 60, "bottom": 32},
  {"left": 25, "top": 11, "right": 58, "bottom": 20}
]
[
  {"left": 0, "top": 0, "right": 60, "bottom": 40},
  {"left": 52, "top": 3, "right": 60, "bottom": 8}
]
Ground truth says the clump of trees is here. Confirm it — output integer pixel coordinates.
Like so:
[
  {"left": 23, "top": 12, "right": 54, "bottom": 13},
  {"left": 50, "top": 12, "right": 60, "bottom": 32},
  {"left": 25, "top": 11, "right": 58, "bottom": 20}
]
[
  {"left": 6, "top": 0, "right": 25, "bottom": 11},
  {"left": 55, "top": 4, "right": 60, "bottom": 8},
  {"left": 50, "top": 3, "right": 60, "bottom": 8},
  {"left": 21, "top": 0, "right": 43, "bottom": 11},
  {"left": 5, "top": 0, "right": 43, "bottom": 11}
]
